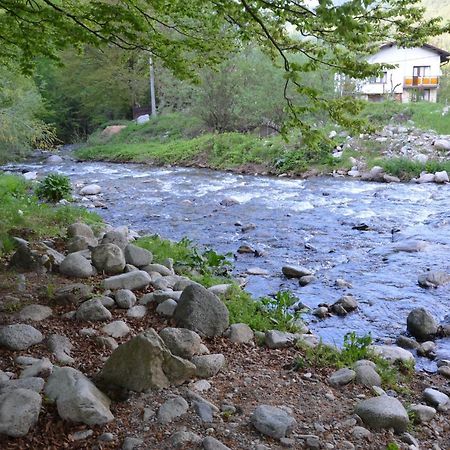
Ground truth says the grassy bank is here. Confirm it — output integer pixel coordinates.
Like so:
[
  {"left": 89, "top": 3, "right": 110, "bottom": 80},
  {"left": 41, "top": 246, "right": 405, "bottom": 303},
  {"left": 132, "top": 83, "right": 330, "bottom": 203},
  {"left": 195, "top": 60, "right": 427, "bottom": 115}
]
[{"left": 0, "top": 174, "right": 101, "bottom": 254}]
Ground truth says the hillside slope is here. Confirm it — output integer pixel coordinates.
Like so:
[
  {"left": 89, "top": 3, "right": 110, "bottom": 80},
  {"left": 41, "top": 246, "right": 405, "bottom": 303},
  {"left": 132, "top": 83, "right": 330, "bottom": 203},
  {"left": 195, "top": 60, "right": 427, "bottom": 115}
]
[{"left": 423, "top": 0, "right": 450, "bottom": 49}]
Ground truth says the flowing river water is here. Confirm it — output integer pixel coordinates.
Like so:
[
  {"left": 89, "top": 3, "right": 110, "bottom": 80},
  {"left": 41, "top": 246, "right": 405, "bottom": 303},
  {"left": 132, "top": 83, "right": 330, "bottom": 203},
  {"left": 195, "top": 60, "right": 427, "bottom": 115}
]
[{"left": 5, "top": 154, "right": 450, "bottom": 370}]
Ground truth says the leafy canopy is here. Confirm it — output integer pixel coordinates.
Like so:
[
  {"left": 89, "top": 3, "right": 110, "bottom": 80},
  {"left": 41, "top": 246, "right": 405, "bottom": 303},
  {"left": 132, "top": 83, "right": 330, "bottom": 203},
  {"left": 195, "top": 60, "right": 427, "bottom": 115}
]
[{"left": 1, "top": 1, "right": 448, "bottom": 138}]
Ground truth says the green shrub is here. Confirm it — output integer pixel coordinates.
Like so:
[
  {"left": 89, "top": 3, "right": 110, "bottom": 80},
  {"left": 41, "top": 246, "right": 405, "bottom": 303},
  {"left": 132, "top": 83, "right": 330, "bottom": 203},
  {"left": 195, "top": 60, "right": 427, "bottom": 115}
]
[
  {"left": 35, "top": 173, "right": 72, "bottom": 202},
  {"left": 134, "top": 235, "right": 232, "bottom": 276},
  {"left": 0, "top": 173, "right": 100, "bottom": 254}
]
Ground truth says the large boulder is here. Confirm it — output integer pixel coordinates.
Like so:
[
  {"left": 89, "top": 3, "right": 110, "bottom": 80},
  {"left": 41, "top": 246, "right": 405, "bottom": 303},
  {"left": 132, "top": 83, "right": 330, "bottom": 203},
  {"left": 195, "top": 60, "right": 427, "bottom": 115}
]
[
  {"left": 45, "top": 367, "right": 113, "bottom": 425},
  {"left": 0, "top": 388, "right": 42, "bottom": 437},
  {"left": 59, "top": 253, "right": 95, "bottom": 278},
  {"left": 0, "top": 324, "right": 43, "bottom": 350},
  {"left": 355, "top": 396, "right": 409, "bottom": 433},
  {"left": 406, "top": 308, "right": 438, "bottom": 341},
  {"left": 97, "top": 328, "right": 196, "bottom": 392},
  {"left": 92, "top": 243, "right": 125, "bottom": 275},
  {"left": 18, "top": 304, "right": 52, "bottom": 321},
  {"left": 250, "top": 405, "right": 297, "bottom": 439},
  {"left": 124, "top": 244, "right": 153, "bottom": 267},
  {"left": 102, "top": 271, "right": 151, "bottom": 291},
  {"left": 173, "top": 284, "right": 229, "bottom": 337}
]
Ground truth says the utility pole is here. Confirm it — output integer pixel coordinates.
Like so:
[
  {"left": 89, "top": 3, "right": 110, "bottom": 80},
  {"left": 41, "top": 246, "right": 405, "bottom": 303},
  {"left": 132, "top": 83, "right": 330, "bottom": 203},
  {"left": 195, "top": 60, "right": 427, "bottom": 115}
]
[{"left": 149, "top": 56, "right": 157, "bottom": 117}]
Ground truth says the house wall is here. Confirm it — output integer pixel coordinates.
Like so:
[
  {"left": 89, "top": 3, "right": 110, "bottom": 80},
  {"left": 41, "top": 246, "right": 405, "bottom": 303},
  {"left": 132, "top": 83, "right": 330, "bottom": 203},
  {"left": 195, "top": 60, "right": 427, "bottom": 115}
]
[{"left": 358, "top": 45, "right": 443, "bottom": 102}]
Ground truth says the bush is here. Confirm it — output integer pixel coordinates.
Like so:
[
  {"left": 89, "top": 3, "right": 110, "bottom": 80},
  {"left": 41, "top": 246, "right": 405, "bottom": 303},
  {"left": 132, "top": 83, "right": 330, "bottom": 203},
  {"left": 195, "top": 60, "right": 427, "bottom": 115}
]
[
  {"left": 0, "top": 174, "right": 101, "bottom": 254},
  {"left": 35, "top": 174, "right": 72, "bottom": 202}
]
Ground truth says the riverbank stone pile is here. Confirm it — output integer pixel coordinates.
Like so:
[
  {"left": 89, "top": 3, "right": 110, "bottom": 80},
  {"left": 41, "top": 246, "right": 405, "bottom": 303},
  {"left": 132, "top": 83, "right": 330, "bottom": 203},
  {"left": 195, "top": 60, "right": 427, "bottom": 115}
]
[{"left": 2, "top": 221, "right": 450, "bottom": 448}]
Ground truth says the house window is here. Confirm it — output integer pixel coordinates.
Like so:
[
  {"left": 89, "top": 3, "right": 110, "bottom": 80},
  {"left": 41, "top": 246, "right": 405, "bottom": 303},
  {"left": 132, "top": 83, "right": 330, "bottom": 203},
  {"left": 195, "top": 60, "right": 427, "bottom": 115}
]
[
  {"left": 413, "top": 66, "right": 430, "bottom": 77},
  {"left": 368, "top": 72, "right": 387, "bottom": 84}
]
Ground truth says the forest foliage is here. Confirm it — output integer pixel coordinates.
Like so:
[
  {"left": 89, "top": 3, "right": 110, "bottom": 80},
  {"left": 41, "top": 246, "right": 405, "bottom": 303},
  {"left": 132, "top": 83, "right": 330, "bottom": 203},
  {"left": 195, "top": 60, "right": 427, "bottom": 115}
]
[{"left": 0, "top": 1, "right": 449, "bottom": 162}]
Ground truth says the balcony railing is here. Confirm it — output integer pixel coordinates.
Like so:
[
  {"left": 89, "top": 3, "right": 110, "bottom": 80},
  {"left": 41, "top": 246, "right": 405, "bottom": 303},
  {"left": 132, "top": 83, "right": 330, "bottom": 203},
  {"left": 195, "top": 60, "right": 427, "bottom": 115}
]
[{"left": 404, "top": 76, "right": 439, "bottom": 88}]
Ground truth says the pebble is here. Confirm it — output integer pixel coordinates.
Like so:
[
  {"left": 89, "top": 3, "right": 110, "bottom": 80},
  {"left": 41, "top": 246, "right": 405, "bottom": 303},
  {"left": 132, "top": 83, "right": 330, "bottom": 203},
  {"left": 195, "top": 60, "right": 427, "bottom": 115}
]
[{"left": 72, "top": 430, "right": 93, "bottom": 440}]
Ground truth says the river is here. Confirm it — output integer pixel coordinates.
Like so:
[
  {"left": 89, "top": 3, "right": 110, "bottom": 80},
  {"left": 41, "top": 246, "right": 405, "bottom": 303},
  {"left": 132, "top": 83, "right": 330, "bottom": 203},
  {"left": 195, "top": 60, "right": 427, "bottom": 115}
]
[{"left": 5, "top": 155, "right": 450, "bottom": 370}]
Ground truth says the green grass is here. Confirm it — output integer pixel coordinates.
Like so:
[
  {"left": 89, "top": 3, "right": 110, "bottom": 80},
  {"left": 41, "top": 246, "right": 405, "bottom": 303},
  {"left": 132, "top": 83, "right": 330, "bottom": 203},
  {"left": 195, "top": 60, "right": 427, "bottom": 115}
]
[
  {"left": 378, "top": 158, "right": 450, "bottom": 180},
  {"left": 294, "top": 332, "right": 414, "bottom": 393},
  {"left": 88, "top": 113, "right": 205, "bottom": 146},
  {"left": 359, "top": 101, "right": 450, "bottom": 134},
  {"left": 0, "top": 174, "right": 102, "bottom": 254}
]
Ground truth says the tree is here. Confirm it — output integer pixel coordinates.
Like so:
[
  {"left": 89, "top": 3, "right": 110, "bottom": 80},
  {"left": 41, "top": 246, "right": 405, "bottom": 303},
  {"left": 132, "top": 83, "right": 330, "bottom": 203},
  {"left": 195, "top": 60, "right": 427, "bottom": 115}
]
[
  {"left": 0, "top": 66, "right": 54, "bottom": 163},
  {"left": 1, "top": 1, "right": 448, "bottom": 140}
]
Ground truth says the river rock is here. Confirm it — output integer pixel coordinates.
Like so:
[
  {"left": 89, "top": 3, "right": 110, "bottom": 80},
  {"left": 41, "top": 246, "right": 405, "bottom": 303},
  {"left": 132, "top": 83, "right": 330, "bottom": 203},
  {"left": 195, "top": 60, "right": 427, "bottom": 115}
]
[
  {"left": 265, "top": 330, "right": 297, "bottom": 349},
  {"left": 0, "top": 324, "right": 43, "bottom": 350},
  {"left": 434, "top": 171, "right": 449, "bottom": 183},
  {"left": 354, "top": 363, "right": 381, "bottom": 387},
  {"left": 101, "top": 230, "right": 128, "bottom": 250},
  {"left": 127, "top": 305, "right": 147, "bottom": 318},
  {"left": 18, "top": 304, "right": 52, "bottom": 321},
  {"left": 220, "top": 197, "right": 240, "bottom": 206},
  {"left": 124, "top": 244, "right": 152, "bottom": 267},
  {"left": 406, "top": 308, "right": 438, "bottom": 340},
  {"left": 208, "top": 284, "right": 233, "bottom": 296},
  {"left": 19, "top": 357, "right": 52, "bottom": 379},
  {"left": 75, "top": 299, "right": 112, "bottom": 321},
  {"left": 354, "top": 396, "right": 409, "bottom": 432},
  {"left": 153, "top": 290, "right": 182, "bottom": 303},
  {"left": 156, "top": 299, "right": 177, "bottom": 317},
  {"left": 115, "top": 289, "right": 136, "bottom": 308},
  {"left": 433, "top": 139, "right": 450, "bottom": 151},
  {"left": 423, "top": 388, "right": 449, "bottom": 410},
  {"left": 418, "top": 271, "right": 450, "bottom": 288},
  {"left": 97, "top": 328, "right": 196, "bottom": 392},
  {"left": 67, "top": 235, "right": 98, "bottom": 253},
  {"left": 225, "top": 323, "right": 254, "bottom": 344},
  {"left": 417, "top": 341, "right": 436, "bottom": 357},
  {"left": 392, "top": 239, "right": 428, "bottom": 253},
  {"left": 159, "top": 327, "right": 203, "bottom": 360},
  {"left": 331, "top": 295, "right": 358, "bottom": 315},
  {"left": 328, "top": 368, "right": 356, "bottom": 386},
  {"left": 45, "top": 367, "right": 113, "bottom": 425},
  {"left": 92, "top": 243, "right": 125, "bottom": 275},
  {"left": 53, "top": 283, "right": 93, "bottom": 305},
  {"left": 173, "top": 284, "right": 229, "bottom": 337},
  {"left": 46, "top": 154, "right": 63, "bottom": 164},
  {"left": 80, "top": 184, "right": 102, "bottom": 195},
  {"left": 396, "top": 335, "right": 419, "bottom": 350},
  {"left": 203, "top": 437, "right": 231, "bottom": 450},
  {"left": 409, "top": 404, "right": 436, "bottom": 423},
  {"left": 282, "top": 265, "right": 313, "bottom": 278},
  {"left": 166, "top": 431, "right": 202, "bottom": 449},
  {"left": 0, "top": 377, "right": 45, "bottom": 394},
  {"left": 67, "top": 222, "right": 96, "bottom": 240},
  {"left": 102, "top": 321, "right": 130, "bottom": 339},
  {"left": 0, "top": 388, "right": 42, "bottom": 437},
  {"left": 60, "top": 253, "right": 95, "bottom": 278},
  {"left": 250, "top": 404, "right": 297, "bottom": 439},
  {"left": 370, "top": 345, "right": 414, "bottom": 364},
  {"left": 47, "top": 334, "right": 74, "bottom": 364},
  {"left": 99, "top": 295, "right": 115, "bottom": 309},
  {"left": 157, "top": 396, "right": 189, "bottom": 424},
  {"left": 142, "top": 263, "right": 172, "bottom": 276},
  {"left": 102, "top": 270, "right": 151, "bottom": 290},
  {"left": 299, "top": 275, "right": 316, "bottom": 286},
  {"left": 416, "top": 172, "right": 435, "bottom": 184},
  {"left": 192, "top": 354, "right": 225, "bottom": 378}
]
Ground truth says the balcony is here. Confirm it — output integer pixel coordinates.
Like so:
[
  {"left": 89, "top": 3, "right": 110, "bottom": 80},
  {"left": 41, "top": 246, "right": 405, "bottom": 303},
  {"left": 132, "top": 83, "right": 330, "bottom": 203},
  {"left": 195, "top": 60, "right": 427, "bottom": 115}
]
[{"left": 404, "top": 76, "right": 439, "bottom": 88}]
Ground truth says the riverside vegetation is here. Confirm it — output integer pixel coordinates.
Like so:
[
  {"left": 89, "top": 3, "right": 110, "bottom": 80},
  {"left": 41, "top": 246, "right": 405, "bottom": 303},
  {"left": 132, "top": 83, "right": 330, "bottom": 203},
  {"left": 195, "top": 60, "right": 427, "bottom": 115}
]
[{"left": 75, "top": 101, "right": 450, "bottom": 181}]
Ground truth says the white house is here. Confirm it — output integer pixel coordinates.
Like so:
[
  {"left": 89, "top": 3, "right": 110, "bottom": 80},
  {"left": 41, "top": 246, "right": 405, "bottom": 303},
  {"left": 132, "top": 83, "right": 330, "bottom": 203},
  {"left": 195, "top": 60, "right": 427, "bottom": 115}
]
[{"left": 352, "top": 43, "right": 450, "bottom": 103}]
